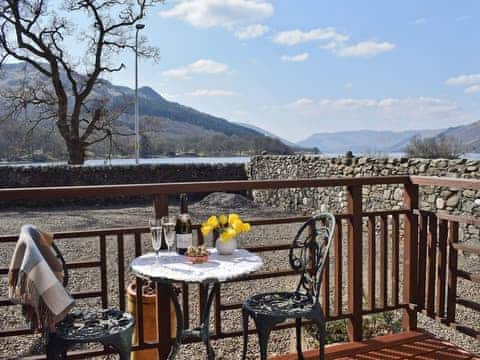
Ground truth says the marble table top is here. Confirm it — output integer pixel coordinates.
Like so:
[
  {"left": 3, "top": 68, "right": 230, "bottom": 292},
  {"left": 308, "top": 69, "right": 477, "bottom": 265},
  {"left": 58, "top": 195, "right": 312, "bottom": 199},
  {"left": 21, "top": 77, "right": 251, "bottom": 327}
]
[{"left": 131, "top": 248, "right": 263, "bottom": 283}]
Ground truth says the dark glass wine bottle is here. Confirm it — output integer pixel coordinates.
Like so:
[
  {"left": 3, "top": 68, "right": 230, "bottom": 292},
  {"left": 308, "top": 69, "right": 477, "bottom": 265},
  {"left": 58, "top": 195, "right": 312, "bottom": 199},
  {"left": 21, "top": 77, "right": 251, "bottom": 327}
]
[{"left": 176, "top": 193, "right": 192, "bottom": 255}]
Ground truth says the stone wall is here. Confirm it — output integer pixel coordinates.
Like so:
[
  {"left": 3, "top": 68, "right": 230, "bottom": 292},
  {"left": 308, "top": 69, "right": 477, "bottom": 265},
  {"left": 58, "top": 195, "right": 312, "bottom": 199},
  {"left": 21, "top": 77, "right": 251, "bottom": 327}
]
[
  {"left": 0, "top": 163, "right": 247, "bottom": 206},
  {"left": 247, "top": 155, "right": 480, "bottom": 243}
]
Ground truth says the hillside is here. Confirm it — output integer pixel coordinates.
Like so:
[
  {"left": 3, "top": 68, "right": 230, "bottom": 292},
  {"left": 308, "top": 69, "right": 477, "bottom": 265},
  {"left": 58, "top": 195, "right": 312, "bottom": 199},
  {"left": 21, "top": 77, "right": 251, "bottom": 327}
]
[
  {"left": 234, "top": 122, "right": 297, "bottom": 147},
  {"left": 437, "top": 121, "right": 480, "bottom": 151},
  {"left": 0, "top": 63, "right": 292, "bottom": 160},
  {"left": 297, "top": 129, "right": 444, "bottom": 154},
  {"left": 133, "top": 87, "right": 262, "bottom": 137},
  {"left": 0, "top": 63, "right": 261, "bottom": 138}
]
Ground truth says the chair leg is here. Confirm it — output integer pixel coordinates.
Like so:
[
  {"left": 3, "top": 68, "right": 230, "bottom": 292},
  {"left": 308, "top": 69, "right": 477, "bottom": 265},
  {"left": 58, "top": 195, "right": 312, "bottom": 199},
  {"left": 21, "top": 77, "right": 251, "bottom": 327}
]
[
  {"left": 318, "top": 320, "right": 325, "bottom": 360},
  {"left": 46, "top": 334, "right": 67, "bottom": 360},
  {"left": 253, "top": 315, "right": 279, "bottom": 360},
  {"left": 296, "top": 318, "right": 304, "bottom": 360},
  {"left": 102, "top": 326, "right": 134, "bottom": 360},
  {"left": 310, "top": 309, "right": 326, "bottom": 360},
  {"left": 242, "top": 308, "right": 249, "bottom": 360}
]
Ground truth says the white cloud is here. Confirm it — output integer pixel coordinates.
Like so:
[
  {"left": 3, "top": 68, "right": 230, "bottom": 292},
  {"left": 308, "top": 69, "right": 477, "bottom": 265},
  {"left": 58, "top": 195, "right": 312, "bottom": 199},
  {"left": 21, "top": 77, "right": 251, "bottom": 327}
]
[
  {"left": 344, "top": 82, "right": 353, "bottom": 89},
  {"left": 286, "top": 98, "right": 315, "bottom": 108},
  {"left": 336, "top": 41, "right": 395, "bottom": 58},
  {"left": 322, "top": 41, "right": 339, "bottom": 51},
  {"left": 273, "top": 27, "right": 349, "bottom": 46},
  {"left": 186, "top": 89, "right": 239, "bottom": 97},
  {"left": 286, "top": 96, "right": 459, "bottom": 115},
  {"left": 159, "top": 0, "right": 273, "bottom": 29},
  {"left": 446, "top": 74, "right": 480, "bottom": 86},
  {"left": 446, "top": 74, "right": 480, "bottom": 94},
  {"left": 465, "top": 85, "right": 480, "bottom": 94},
  {"left": 411, "top": 17, "right": 427, "bottom": 25},
  {"left": 162, "top": 59, "right": 228, "bottom": 79},
  {"left": 318, "top": 98, "right": 378, "bottom": 108},
  {"left": 234, "top": 24, "right": 269, "bottom": 40},
  {"left": 281, "top": 53, "right": 309, "bottom": 62},
  {"left": 273, "top": 27, "right": 394, "bottom": 59}
]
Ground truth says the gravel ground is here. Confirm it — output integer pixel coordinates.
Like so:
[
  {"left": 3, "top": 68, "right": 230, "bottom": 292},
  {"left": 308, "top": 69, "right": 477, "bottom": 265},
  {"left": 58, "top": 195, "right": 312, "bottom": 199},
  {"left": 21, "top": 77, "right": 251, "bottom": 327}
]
[{"left": 0, "top": 198, "right": 479, "bottom": 359}]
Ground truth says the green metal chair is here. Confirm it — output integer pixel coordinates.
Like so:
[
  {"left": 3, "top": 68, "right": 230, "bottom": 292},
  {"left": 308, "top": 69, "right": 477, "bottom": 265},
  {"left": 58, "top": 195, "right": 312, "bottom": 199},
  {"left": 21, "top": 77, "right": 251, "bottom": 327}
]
[
  {"left": 18, "top": 226, "right": 134, "bottom": 360},
  {"left": 241, "top": 213, "right": 336, "bottom": 360}
]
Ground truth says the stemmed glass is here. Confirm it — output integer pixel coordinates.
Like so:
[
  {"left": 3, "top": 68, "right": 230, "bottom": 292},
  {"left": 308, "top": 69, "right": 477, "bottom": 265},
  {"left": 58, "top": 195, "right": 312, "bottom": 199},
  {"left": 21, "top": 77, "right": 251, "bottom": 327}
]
[
  {"left": 162, "top": 216, "right": 177, "bottom": 252},
  {"left": 150, "top": 219, "right": 162, "bottom": 262}
]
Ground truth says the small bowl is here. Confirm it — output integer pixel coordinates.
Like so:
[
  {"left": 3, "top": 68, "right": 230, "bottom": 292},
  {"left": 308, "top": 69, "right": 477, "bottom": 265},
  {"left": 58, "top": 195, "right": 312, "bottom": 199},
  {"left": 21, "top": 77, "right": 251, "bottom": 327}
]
[{"left": 187, "top": 255, "right": 209, "bottom": 264}]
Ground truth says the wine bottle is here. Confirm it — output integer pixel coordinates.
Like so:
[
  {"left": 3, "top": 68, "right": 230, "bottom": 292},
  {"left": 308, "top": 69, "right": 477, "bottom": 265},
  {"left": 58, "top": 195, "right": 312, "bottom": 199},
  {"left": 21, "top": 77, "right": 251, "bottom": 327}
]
[{"left": 176, "top": 193, "right": 192, "bottom": 255}]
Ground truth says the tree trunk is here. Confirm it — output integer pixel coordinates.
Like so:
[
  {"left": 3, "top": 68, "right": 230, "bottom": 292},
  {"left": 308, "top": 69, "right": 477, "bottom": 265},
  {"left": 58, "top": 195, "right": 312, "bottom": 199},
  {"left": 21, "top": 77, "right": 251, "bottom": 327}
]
[{"left": 66, "top": 140, "right": 86, "bottom": 165}]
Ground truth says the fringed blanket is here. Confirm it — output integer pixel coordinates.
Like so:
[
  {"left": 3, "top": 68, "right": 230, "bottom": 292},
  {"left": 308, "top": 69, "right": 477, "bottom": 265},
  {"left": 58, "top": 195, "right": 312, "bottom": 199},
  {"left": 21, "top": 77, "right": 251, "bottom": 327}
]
[{"left": 8, "top": 225, "right": 74, "bottom": 330}]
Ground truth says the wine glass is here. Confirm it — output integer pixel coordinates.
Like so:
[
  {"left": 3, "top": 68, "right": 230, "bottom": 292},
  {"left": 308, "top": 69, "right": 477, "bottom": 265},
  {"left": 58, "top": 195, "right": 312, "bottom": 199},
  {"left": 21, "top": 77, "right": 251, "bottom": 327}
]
[
  {"left": 150, "top": 219, "right": 162, "bottom": 262},
  {"left": 162, "top": 216, "right": 177, "bottom": 252}
]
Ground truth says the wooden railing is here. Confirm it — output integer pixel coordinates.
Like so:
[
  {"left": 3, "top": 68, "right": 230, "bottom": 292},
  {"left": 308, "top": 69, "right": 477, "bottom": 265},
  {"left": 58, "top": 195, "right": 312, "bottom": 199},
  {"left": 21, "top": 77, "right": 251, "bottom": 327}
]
[
  {"left": 0, "top": 175, "right": 479, "bottom": 358},
  {"left": 409, "top": 176, "right": 480, "bottom": 341}
]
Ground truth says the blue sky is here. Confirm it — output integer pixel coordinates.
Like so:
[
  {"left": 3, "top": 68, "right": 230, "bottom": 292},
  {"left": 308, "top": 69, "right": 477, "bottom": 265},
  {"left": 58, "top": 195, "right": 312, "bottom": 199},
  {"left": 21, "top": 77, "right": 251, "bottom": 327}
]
[{"left": 108, "top": 0, "right": 480, "bottom": 142}]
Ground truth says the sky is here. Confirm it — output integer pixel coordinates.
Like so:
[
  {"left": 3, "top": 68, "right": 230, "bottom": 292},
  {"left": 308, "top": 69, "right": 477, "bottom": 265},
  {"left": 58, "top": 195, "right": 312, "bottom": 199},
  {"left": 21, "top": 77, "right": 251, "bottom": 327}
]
[{"left": 106, "top": 0, "right": 480, "bottom": 143}]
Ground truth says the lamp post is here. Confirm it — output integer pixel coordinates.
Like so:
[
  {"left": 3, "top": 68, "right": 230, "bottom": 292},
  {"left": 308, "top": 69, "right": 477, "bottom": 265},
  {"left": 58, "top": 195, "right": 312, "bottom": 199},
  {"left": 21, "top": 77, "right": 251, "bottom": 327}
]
[{"left": 134, "top": 23, "right": 145, "bottom": 164}]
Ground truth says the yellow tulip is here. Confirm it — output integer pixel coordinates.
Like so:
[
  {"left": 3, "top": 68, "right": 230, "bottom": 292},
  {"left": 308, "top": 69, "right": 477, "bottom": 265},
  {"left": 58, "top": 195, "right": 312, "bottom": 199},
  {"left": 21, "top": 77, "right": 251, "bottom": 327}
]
[
  {"left": 220, "top": 227, "right": 237, "bottom": 242},
  {"left": 219, "top": 214, "right": 228, "bottom": 226},
  {"left": 242, "top": 223, "right": 251, "bottom": 232},
  {"left": 207, "top": 216, "right": 219, "bottom": 228},
  {"left": 228, "top": 213, "right": 240, "bottom": 225},
  {"left": 232, "top": 219, "right": 244, "bottom": 232},
  {"left": 219, "top": 231, "right": 231, "bottom": 242},
  {"left": 201, "top": 224, "right": 213, "bottom": 236}
]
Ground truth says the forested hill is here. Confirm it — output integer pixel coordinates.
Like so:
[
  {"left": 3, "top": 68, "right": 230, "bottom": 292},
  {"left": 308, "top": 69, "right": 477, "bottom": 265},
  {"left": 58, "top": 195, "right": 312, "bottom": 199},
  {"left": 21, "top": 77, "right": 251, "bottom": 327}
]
[
  {"left": 134, "top": 87, "right": 260, "bottom": 137},
  {"left": 0, "top": 63, "right": 293, "bottom": 161}
]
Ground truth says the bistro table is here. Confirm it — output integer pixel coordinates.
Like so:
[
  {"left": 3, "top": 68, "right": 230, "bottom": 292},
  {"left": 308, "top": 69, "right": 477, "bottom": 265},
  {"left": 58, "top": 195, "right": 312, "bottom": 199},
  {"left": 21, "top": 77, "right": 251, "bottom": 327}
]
[{"left": 131, "top": 248, "right": 263, "bottom": 360}]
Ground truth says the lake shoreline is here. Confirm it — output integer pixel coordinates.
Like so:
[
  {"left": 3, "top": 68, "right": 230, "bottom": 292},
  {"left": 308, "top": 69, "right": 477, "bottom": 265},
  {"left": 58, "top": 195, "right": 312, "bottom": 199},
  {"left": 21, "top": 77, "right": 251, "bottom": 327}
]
[
  {"left": 3, "top": 152, "right": 480, "bottom": 168},
  {"left": 0, "top": 156, "right": 251, "bottom": 167}
]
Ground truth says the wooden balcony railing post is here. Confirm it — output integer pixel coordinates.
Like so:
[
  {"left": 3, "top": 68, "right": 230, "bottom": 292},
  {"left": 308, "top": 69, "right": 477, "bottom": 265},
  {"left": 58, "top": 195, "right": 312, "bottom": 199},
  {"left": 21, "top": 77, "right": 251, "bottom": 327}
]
[
  {"left": 346, "top": 185, "right": 363, "bottom": 341},
  {"left": 153, "top": 194, "right": 172, "bottom": 360},
  {"left": 436, "top": 219, "right": 448, "bottom": 318},
  {"left": 446, "top": 221, "right": 459, "bottom": 324},
  {"left": 402, "top": 183, "right": 419, "bottom": 331}
]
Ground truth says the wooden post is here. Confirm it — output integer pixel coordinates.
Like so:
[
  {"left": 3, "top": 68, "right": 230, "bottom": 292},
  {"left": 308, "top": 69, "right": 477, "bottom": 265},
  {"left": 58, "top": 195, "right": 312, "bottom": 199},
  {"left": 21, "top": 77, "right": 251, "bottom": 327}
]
[
  {"left": 367, "top": 216, "right": 376, "bottom": 311},
  {"left": 153, "top": 194, "right": 172, "bottom": 360},
  {"left": 99, "top": 235, "right": 108, "bottom": 308},
  {"left": 446, "top": 221, "right": 459, "bottom": 324},
  {"left": 346, "top": 185, "right": 363, "bottom": 341},
  {"left": 334, "top": 221, "right": 343, "bottom": 317},
  {"left": 402, "top": 183, "right": 419, "bottom": 331},
  {"left": 436, "top": 219, "right": 448, "bottom": 318}
]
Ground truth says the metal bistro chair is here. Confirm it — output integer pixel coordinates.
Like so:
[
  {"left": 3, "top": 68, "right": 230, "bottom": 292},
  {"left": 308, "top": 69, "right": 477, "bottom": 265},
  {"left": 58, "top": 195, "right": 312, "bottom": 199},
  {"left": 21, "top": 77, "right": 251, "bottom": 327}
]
[
  {"left": 241, "top": 213, "right": 336, "bottom": 360},
  {"left": 38, "top": 229, "right": 134, "bottom": 360}
]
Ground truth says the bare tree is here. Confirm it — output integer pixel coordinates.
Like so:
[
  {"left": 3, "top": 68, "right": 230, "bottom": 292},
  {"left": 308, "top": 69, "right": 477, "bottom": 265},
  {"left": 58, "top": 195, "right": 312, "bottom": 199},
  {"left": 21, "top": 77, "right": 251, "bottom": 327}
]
[
  {"left": 405, "top": 134, "right": 465, "bottom": 159},
  {"left": 0, "top": 0, "right": 161, "bottom": 164}
]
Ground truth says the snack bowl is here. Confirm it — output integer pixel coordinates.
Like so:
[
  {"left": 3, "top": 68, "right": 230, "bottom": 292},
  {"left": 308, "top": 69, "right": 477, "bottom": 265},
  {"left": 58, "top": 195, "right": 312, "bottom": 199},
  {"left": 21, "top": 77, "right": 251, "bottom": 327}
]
[{"left": 186, "top": 255, "right": 209, "bottom": 264}]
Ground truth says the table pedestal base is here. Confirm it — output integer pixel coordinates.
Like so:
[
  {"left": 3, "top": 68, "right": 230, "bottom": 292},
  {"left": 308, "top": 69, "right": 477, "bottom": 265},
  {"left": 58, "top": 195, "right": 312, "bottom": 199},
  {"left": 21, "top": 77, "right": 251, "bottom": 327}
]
[{"left": 164, "top": 282, "right": 219, "bottom": 360}]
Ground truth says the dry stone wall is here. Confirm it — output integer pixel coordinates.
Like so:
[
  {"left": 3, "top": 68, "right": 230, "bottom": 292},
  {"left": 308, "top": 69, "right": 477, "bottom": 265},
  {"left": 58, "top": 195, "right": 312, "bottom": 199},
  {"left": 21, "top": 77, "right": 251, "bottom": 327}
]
[
  {"left": 247, "top": 155, "right": 480, "bottom": 243},
  {"left": 0, "top": 163, "right": 247, "bottom": 207}
]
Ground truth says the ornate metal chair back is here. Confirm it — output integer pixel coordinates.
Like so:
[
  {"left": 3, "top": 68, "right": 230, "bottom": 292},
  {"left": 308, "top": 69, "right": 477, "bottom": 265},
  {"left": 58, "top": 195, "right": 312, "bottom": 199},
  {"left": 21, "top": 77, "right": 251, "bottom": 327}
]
[{"left": 289, "top": 213, "right": 336, "bottom": 304}]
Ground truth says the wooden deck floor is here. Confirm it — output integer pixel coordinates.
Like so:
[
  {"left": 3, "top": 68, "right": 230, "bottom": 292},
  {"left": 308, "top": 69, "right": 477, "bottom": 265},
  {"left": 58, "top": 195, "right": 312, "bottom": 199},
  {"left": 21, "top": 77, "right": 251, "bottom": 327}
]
[{"left": 273, "top": 331, "right": 479, "bottom": 360}]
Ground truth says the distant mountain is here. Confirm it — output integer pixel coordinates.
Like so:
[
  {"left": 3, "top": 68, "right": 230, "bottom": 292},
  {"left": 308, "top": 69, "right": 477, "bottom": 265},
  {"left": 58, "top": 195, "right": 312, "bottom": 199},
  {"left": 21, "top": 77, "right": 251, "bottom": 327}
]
[
  {"left": 234, "top": 122, "right": 297, "bottom": 147},
  {"left": 297, "top": 129, "right": 444, "bottom": 154},
  {"left": 436, "top": 121, "right": 480, "bottom": 151}
]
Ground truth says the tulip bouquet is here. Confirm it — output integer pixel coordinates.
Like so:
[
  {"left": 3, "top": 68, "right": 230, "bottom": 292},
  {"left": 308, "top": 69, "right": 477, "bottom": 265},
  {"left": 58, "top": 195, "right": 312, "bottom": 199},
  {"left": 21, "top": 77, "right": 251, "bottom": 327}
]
[{"left": 201, "top": 213, "right": 251, "bottom": 243}]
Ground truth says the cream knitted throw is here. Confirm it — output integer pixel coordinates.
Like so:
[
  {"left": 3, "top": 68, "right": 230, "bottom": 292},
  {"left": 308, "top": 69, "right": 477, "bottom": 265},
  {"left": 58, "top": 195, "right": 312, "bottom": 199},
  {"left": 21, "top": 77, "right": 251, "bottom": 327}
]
[{"left": 8, "top": 225, "right": 74, "bottom": 330}]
